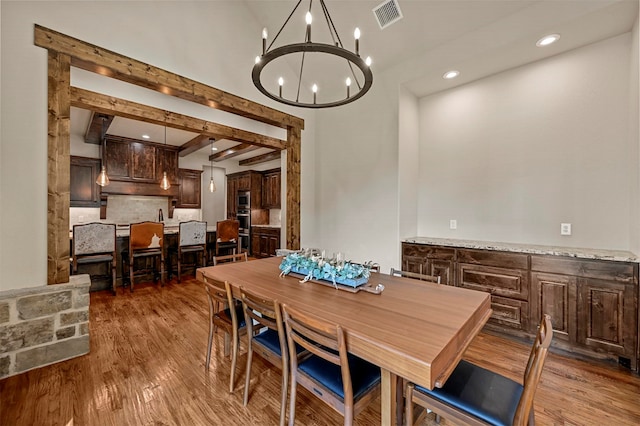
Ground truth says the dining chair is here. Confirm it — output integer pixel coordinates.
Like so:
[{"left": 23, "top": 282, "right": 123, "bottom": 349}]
[
  {"left": 215, "top": 219, "right": 241, "bottom": 257},
  {"left": 203, "top": 276, "right": 247, "bottom": 393},
  {"left": 390, "top": 267, "right": 441, "bottom": 284},
  {"left": 282, "top": 304, "right": 381, "bottom": 426},
  {"left": 213, "top": 252, "right": 248, "bottom": 265},
  {"left": 121, "top": 221, "right": 165, "bottom": 292},
  {"left": 405, "top": 314, "right": 554, "bottom": 426},
  {"left": 172, "top": 220, "right": 207, "bottom": 282},
  {"left": 239, "top": 287, "right": 307, "bottom": 426},
  {"left": 72, "top": 222, "right": 117, "bottom": 295}
]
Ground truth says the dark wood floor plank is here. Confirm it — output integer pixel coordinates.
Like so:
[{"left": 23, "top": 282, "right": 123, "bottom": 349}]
[{"left": 1, "top": 276, "right": 639, "bottom": 425}]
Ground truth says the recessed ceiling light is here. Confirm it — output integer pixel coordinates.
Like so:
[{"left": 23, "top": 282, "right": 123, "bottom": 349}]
[
  {"left": 211, "top": 146, "right": 218, "bottom": 151},
  {"left": 536, "top": 34, "right": 560, "bottom": 47},
  {"left": 443, "top": 70, "right": 460, "bottom": 80},
  {"left": 142, "top": 134, "right": 150, "bottom": 139}
]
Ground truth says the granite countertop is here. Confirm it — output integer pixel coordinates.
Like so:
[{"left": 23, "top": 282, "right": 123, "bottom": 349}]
[
  {"left": 403, "top": 237, "right": 639, "bottom": 263},
  {"left": 70, "top": 224, "right": 217, "bottom": 239},
  {"left": 252, "top": 224, "right": 281, "bottom": 228}
]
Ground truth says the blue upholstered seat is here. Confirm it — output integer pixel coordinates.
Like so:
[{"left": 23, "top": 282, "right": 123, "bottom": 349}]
[
  {"left": 415, "top": 360, "right": 523, "bottom": 426},
  {"left": 221, "top": 305, "right": 246, "bottom": 328},
  {"left": 298, "top": 353, "right": 381, "bottom": 401},
  {"left": 254, "top": 329, "right": 305, "bottom": 357}
]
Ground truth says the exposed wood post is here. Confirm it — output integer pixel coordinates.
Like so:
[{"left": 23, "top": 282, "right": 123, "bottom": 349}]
[
  {"left": 47, "top": 51, "right": 71, "bottom": 284},
  {"left": 286, "top": 127, "right": 301, "bottom": 250}
]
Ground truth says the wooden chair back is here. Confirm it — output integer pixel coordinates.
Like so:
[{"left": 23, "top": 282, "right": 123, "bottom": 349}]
[
  {"left": 213, "top": 252, "right": 248, "bottom": 265},
  {"left": 203, "top": 277, "right": 235, "bottom": 321},
  {"left": 216, "top": 220, "right": 239, "bottom": 243},
  {"left": 513, "top": 314, "right": 553, "bottom": 424},
  {"left": 282, "top": 304, "right": 354, "bottom": 407},
  {"left": 240, "top": 286, "right": 285, "bottom": 347},
  {"left": 390, "top": 268, "right": 440, "bottom": 284}
]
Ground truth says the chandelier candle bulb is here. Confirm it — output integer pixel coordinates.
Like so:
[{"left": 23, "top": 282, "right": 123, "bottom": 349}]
[
  {"left": 278, "top": 77, "right": 284, "bottom": 97},
  {"left": 354, "top": 27, "right": 360, "bottom": 56},
  {"left": 365, "top": 56, "right": 372, "bottom": 66},
  {"left": 312, "top": 83, "right": 318, "bottom": 104},
  {"left": 346, "top": 77, "right": 351, "bottom": 98},
  {"left": 262, "top": 28, "right": 267, "bottom": 54},
  {"left": 305, "top": 12, "right": 312, "bottom": 42}
]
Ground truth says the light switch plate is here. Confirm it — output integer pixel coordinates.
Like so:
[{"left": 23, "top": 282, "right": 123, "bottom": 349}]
[
  {"left": 561, "top": 223, "right": 571, "bottom": 236},
  {"left": 450, "top": 219, "right": 457, "bottom": 230}
]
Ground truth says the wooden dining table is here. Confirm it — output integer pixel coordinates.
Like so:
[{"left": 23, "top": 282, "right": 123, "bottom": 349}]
[{"left": 196, "top": 257, "right": 492, "bottom": 426}]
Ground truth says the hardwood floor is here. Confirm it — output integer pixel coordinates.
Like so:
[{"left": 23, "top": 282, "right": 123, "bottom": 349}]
[{"left": 1, "top": 276, "right": 639, "bottom": 425}]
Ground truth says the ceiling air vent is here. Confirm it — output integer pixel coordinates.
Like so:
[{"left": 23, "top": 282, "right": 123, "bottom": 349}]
[{"left": 372, "top": 0, "right": 403, "bottom": 30}]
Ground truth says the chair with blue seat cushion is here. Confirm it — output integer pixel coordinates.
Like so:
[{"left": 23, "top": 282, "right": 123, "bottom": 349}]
[
  {"left": 203, "top": 276, "right": 247, "bottom": 393},
  {"left": 405, "top": 314, "right": 553, "bottom": 426},
  {"left": 282, "top": 304, "right": 381, "bottom": 426},
  {"left": 240, "top": 287, "right": 308, "bottom": 426}
]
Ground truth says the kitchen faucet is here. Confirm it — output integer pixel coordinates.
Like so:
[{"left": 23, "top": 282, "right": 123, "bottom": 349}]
[{"left": 158, "top": 208, "right": 164, "bottom": 222}]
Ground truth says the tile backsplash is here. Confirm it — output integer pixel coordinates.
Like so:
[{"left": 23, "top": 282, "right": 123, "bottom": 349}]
[
  {"left": 70, "top": 195, "right": 201, "bottom": 228},
  {"left": 269, "top": 209, "right": 282, "bottom": 226}
]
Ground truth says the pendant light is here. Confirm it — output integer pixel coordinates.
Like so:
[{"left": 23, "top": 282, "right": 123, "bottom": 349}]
[
  {"left": 95, "top": 114, "right": 110, "bottom": 186},
  {"left": 208, "top": 138, "right": 216, "bottom": 193},
  {"left": 160, "top": 125, "right": 171, "bottom": 190}
]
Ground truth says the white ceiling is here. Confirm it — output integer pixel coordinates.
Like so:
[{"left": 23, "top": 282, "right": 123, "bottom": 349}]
[{"left": 70, "top": 0, "right": 638, "bottom": 162}]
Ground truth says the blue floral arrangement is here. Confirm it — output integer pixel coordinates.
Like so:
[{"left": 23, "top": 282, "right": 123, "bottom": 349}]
[{"left": 279, "top": 250, "right": 375, "bottom": 288}]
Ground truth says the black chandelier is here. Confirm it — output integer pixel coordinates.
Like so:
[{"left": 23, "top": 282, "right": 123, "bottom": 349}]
[{"left": 252, "top": 0, "right": 373, "bottom": 109}]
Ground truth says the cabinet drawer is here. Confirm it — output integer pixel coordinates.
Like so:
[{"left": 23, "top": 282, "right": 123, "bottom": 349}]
[
  {"left": 488, "top": 296, "right": 529, "bottom": 331},
  {"left": 402, "top": 243, "right": 455, "bottom": 260},
  {"left": 458, "top": 263, "right": 529, "bottom": 300},
  {"left": 457, "top": 249, "right": 528, "bottom": 269},
  {"left": 531, "top": 255, "right": 636, "bottom": 284}
]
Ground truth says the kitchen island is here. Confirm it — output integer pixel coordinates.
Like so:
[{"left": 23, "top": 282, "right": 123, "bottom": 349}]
[{"left": 71, "top": 224, "right": 217, "bottom": 291}]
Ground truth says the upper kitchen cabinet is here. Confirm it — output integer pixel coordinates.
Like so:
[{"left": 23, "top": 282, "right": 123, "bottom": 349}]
[
  {"left": 226, "top": 171, "right": 263, "bottom": 219},
  {"left": 103, "top": 135, "right": 179, "bottom": 185},
  {"left": 177, "top": 169, "right": 202, "bottom": 208},
  {"left": 262, "top": 168, "right": 281, "bottom": 209},
  {"left": 70, "top": 156, "right": 101, "bottom": 207}
]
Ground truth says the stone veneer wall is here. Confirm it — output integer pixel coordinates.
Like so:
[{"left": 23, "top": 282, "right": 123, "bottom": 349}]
[{"left": 0, "top": 275, "right": 91, "bottom": 379}]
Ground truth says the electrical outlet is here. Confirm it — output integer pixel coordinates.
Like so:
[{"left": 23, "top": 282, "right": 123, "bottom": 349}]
[
  {"left": 449, "top": 219, "right": 457, "bottom": 230},
  {"left": 561, "top": 223, "right": 571, "bottom": 236}
]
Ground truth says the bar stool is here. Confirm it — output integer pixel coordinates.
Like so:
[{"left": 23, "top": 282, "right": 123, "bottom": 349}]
[
  {"left": 215, "top": 220, "right": 240, "bottom": 258},
  {"left": 72, "top": 222, "right": 117, "bottom": 295},
  {"left": 122, "top": 221, "right": 165, "bottom": 292},
  {"left": 170, "top": 220, "right": 207, "bottom": 282}
]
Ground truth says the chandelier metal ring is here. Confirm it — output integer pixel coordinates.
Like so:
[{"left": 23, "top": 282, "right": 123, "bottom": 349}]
[{"left": 252, "top": 42, "right": 373, "bottom": 109}]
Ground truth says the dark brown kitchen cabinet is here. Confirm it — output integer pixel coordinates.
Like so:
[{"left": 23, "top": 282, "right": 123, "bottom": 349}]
[
  {"left": 531, "top": 255, "right": 637, "bottom": 369},
  {"left": 70, "top": 156, "right": 101, "bottom": 207},
  {"left": 402, "top": 241, "right": 639, "bottom": 371},
  {"left": 226, "top": 175, "right": 238, "bottom": 219},
  {"left": 262, "top": 168, "right": 281, "bottom": 208},
  {"left": 177, "top": 169, "right": 202, "bottom": 208},
  {"left": 103, "top": 135, "right": 179, "bottom": 185},
  {"left": 226, "top": 171, "right": 263, "bottom": 219},
  {"left": 401, "top": 243, "right": 455, "bottom": 285},
  {"left": 251, "top": 227, "right": 280, "bottom": 258}
]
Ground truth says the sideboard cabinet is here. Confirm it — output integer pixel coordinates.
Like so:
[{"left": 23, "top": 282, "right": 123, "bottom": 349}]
[{"left": 401, "top": 241, "right": 638, "bottom": 370}]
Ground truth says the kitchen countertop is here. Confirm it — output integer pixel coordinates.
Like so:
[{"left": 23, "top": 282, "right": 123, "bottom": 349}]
[
  {"left": 403, "top": 237, "right": 639, "bottom": 263},
  {"left": 251, "top": 224, "right": 281, "bottom": 229},
  {"left": 70, "top": 224, "right": 217, "bottom": 239}
]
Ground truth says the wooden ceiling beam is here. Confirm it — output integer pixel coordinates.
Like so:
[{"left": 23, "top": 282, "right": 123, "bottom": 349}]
[
  {"left": 84, "top": 112, "right": 114, "bottom": 144},
  {"left": 70, "top": 87, "right": 286, "bottom": 151},
  {"left": 210, "top": 143, "right": 260, "bottom": 162},
  {"left": 239, "top": 150, "right": 281, "bottom": 166},
  {"left": 35, "top": 24, "right": 304, "bottom": 130},
  {"left": 180, "top": 134, "right": 215, "bottom": 157}
]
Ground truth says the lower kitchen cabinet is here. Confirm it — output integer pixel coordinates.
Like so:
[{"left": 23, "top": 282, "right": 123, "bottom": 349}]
[
  {"left": 251, "top": 227, "right": 280, "bottom": 258},
  {"left": 401, "top": 241, "right": 639, "bottom": 370}
]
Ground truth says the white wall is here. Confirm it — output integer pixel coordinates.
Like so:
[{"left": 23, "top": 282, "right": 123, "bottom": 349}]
[
  {"left": 0, "top": 1, "right": 316, "bottom": 290},
  {"left": 417, "top": 34, "right": 634, "bottom": 250},
  {"left": 398, "top": 87, "right": 420, "bottom": 242},
  {"left": 630, "top": 14, "right": 640, "bottom": 255}
]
